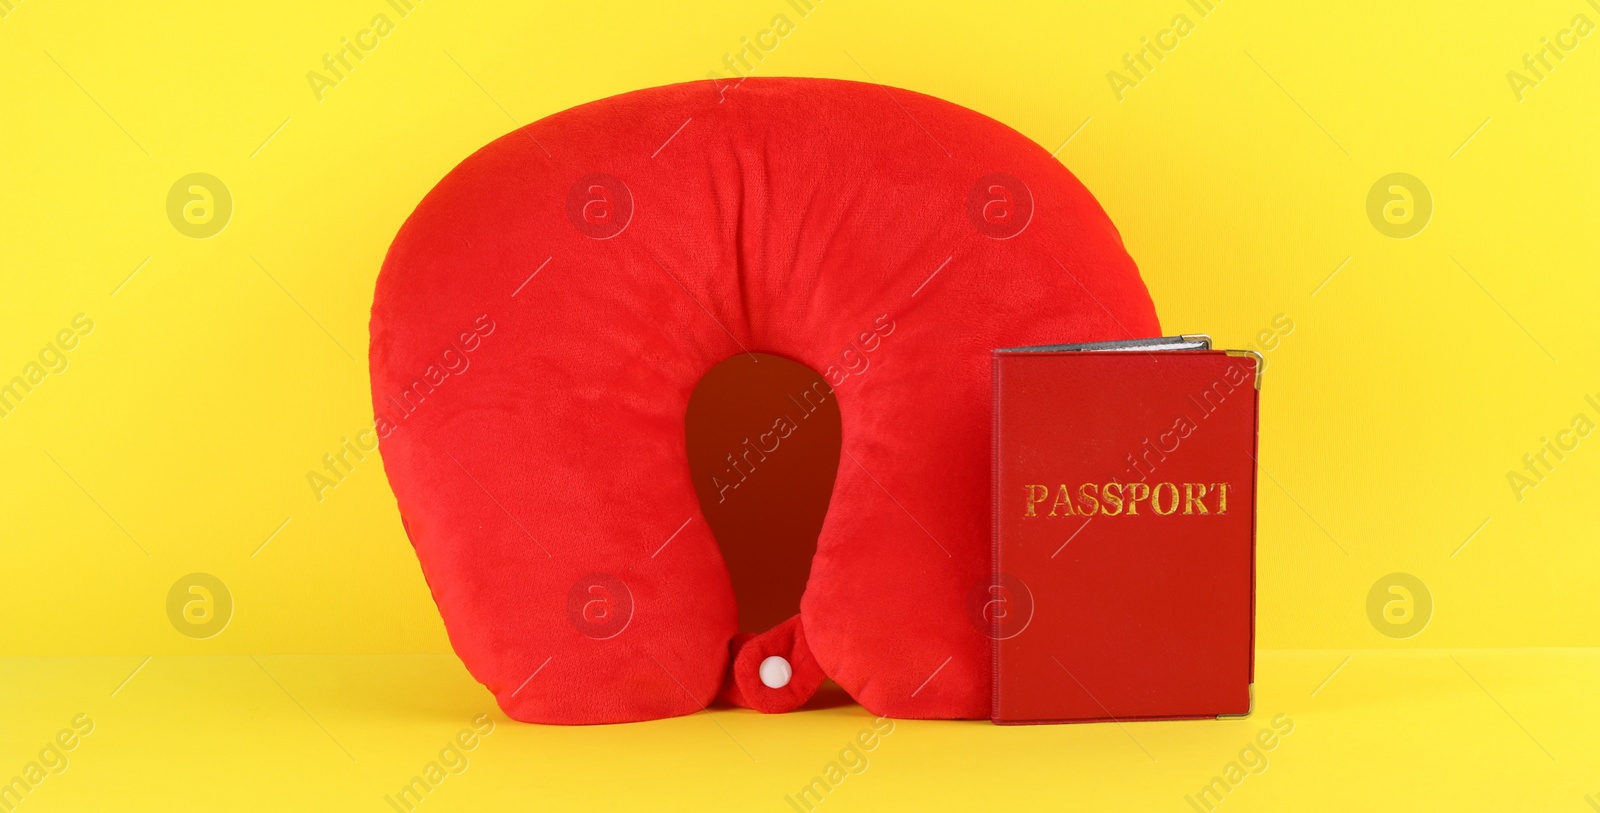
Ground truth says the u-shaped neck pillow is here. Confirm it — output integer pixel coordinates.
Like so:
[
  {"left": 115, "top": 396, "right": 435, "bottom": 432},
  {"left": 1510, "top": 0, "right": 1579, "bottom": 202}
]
[{"left": 369, "top": 77, "right": 1160, "bottom": 724}]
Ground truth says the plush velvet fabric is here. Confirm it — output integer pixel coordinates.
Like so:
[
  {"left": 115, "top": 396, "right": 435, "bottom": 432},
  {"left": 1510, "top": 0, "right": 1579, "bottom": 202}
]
[{"left": 369, "top": 77, "right": 1160, "bottom": 724}]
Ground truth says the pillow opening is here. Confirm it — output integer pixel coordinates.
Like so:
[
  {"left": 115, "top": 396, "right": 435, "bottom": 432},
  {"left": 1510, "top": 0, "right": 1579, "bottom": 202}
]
[{"left": 684, "top": 352, "right": 841, "bottom": 634}]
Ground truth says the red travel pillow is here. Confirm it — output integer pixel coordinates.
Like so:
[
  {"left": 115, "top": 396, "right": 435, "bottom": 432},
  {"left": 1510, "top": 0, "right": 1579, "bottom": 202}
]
[{"left": 369, "top": 77, "right": 1159, "bottom": 724}]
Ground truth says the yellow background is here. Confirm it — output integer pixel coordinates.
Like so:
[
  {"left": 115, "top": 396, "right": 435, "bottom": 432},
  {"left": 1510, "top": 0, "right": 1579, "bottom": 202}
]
[{"left": 2, "top": 0, "right": 1597, "bottom": 809}]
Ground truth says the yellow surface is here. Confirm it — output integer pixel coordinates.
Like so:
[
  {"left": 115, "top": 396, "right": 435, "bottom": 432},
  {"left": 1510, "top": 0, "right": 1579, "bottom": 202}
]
[
  {"left": 3, "top": 651, "right": 1598, "bottom": 810},
  {"left": 1, "top": 0, "right": 1596, "bottom": 809}
]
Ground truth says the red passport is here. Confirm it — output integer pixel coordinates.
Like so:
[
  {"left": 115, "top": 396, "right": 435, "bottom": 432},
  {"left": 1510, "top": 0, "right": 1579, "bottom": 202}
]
[{"left": 990, "top": 336, "right": 1258, "bottom": 724}]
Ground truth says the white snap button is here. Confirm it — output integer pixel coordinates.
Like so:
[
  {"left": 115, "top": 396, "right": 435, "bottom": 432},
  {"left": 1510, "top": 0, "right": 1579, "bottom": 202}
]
[{"left": 759, "top": 655, "right": 792, "bottom": 689}]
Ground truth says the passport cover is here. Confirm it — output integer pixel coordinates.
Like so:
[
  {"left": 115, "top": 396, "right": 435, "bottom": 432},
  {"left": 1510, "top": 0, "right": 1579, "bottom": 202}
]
[{"left": 991, "top": 338, "right": 1258, "bottom": 724}]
